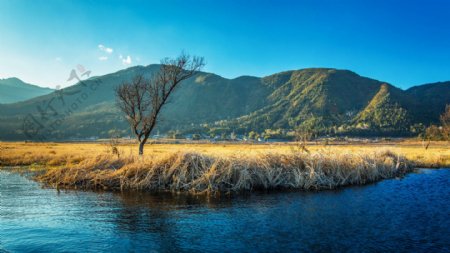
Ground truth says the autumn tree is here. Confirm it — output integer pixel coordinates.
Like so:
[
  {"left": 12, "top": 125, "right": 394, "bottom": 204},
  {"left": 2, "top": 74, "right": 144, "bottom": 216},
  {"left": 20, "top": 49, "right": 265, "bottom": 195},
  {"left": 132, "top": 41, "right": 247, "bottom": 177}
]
[
  {"left": 440, "top": 104, "right": 450, "bottom": 140},
  {"left": 422, "top": 105, "right": 450, "bottom": 147},
  {"left": 115, "top": 53, "right": 205, "bottom": 155}
]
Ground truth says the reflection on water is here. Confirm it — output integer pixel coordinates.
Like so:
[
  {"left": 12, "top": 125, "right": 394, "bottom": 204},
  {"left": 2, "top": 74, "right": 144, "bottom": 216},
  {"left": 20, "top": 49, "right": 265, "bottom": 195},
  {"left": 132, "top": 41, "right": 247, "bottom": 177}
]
[{"left": 0, "top": 169, "right": 449, "bottom": 252}]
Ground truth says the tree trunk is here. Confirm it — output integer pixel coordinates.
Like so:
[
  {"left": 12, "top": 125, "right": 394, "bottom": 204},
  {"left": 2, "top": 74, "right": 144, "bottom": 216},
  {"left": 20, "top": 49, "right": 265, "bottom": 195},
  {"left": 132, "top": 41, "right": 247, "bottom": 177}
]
[
  {"left": 139, "top": 141, "right": 145, "bottom": 155},
  {"left": 138, "top": 134, "right": 150, "bottom": 156}
]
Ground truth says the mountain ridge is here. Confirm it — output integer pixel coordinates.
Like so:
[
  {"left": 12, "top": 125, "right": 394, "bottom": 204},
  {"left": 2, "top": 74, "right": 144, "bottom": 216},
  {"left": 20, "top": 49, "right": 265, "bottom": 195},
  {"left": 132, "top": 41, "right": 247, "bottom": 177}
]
[
  {"left": 0, "top": 65, "right": 448, "bottom": 140},
  {"left": 0, "top": 77, "right": 54, "bottom": 104}
]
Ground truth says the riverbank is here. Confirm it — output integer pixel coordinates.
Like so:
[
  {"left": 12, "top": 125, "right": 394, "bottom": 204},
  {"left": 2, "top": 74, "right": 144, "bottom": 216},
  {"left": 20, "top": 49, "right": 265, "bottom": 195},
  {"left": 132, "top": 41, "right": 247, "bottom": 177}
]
[
  {"left": 2, "top": 168, "right": 448, "bottom": 252},
  {"left": 0, "top": 142, "right": 448, "bottom": 193}
]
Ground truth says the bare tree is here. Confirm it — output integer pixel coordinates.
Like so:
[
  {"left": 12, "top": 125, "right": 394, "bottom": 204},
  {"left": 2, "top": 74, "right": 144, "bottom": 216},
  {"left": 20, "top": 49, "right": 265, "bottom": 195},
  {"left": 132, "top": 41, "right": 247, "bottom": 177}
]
[
  {"left": 115, "top": 53, "right": 205, "bottom": 155},
  {"left": 440, "top": 104, "right": 450, "bottom": 140}
]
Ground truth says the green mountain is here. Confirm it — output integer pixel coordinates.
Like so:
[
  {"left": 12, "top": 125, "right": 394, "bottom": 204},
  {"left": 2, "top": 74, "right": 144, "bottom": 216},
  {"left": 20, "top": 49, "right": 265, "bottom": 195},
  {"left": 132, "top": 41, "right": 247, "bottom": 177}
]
[
  {"left": 0, "top": 78, "right": 54, "bottom": 104},
  {"left": 405, "top": 81, "right": 450, "bottom": 124},
  {"left": 353, "top": 84, "right": 410, "bottom": 131},
  {"left": 0, "top": 66, "right": 448, "bottom": 140},
  {"left": 227, "top": 69, "right": 384, "bottom": 131}
]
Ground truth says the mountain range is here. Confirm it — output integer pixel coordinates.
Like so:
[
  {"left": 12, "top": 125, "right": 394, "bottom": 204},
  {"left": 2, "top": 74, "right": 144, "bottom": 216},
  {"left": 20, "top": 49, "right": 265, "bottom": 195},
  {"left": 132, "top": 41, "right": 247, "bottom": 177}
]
[
  {"left": 0, "top": 65, "right": 448, "bottom": 140},
  {"left": 0, "top": 78, "right": 54, "bottom": 104}
]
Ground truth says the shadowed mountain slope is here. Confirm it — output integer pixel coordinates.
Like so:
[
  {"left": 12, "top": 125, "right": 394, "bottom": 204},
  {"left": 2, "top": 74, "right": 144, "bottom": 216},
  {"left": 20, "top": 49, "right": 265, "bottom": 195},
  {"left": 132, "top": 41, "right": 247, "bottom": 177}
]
[{"left": 0, "top": 78, "right": 54, "bottom": 104}]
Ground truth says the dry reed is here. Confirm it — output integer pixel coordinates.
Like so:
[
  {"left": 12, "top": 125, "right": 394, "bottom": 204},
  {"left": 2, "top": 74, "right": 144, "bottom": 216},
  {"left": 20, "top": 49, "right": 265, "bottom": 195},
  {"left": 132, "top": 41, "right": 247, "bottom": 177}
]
[
  {"left": 1, "top": 141, "right": 448, "bottom": 194},
  {"left": 36, "top": 149, "right": 412, "bottom": 194}
]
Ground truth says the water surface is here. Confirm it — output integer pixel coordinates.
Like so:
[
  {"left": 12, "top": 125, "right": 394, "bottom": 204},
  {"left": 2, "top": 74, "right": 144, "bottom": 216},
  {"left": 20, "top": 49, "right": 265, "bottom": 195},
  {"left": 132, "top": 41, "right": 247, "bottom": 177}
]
[{"left": 0, "top": 169, "right": 449, "bottom": 252}]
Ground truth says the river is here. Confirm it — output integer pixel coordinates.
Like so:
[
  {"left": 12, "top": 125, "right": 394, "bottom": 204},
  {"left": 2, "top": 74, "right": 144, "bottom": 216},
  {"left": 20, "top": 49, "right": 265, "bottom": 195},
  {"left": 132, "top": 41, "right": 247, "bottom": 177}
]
[{"left": 0, "top": 169, "right": 449, "bottom": 252}]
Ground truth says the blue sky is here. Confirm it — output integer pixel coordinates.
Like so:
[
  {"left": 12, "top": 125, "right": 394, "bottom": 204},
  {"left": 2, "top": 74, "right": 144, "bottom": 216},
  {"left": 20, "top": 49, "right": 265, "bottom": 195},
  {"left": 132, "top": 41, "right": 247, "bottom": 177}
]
[{"left": 0, "top": 0, "right": 449, "bottom": 89}]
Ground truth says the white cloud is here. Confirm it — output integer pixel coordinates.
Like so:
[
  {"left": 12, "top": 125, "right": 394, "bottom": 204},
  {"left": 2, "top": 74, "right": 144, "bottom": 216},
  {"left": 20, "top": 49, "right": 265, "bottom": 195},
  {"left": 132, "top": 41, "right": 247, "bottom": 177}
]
[
  {"left": 98, "top": 56, "right": 108, "bottom": 61},
  {"left": 122, "top": 55, "right": 132, "bottom": 65},
  {"left": 98, "top": 44, "right": 113, "bottom": 54}
]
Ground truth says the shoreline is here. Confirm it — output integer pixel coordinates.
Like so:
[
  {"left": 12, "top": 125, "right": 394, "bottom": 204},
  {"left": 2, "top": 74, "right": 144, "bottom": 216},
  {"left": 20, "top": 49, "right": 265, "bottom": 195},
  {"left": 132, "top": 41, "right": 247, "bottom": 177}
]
[
  {"left": 1, "top": 167, "right": 442, "bottom": 197},
  {"left": 3, "top": 150, "right": 414, "bottom": 194},
  {"left": 1, "top": 142, "right": 448, "bottom": 194}
]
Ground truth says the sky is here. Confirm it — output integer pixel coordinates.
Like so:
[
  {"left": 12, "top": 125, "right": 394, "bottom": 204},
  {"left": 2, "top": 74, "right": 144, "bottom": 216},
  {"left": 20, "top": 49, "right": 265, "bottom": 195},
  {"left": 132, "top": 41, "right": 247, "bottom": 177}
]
[{"left": 0, "top": 0, "right": 449, "bottom": 89}]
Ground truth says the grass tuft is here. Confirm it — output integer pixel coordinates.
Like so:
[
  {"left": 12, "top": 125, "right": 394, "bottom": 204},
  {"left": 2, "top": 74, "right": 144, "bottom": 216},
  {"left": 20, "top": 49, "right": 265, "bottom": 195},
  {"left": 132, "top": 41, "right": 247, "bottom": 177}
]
[{"left": 36, "top": 150, "right": 412, "bottom": 193}]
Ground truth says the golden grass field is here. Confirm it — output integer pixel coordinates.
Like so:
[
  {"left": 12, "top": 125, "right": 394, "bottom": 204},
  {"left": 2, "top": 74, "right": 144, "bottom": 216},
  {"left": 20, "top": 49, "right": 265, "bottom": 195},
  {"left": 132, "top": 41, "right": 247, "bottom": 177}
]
[{"left": 0, "top": 141, "right": 448, "bottom": 193}]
